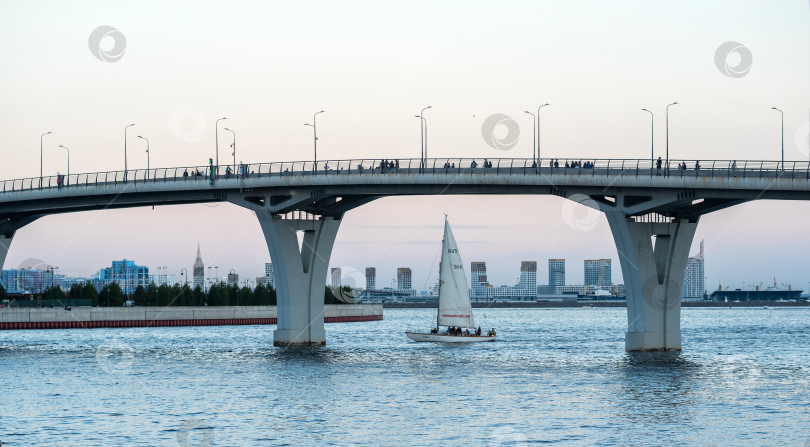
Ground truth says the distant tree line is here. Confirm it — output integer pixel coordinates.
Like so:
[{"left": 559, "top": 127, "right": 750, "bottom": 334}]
[{"left": 2, "top": 281, "right": 353, "bottom": 307}]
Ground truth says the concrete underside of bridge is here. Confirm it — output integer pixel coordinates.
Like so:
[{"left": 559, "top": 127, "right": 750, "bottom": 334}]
[
  {"left": 0, "top": 232, "right": 12, "bottom": 273},
  {"left": 606, "top": 214, "right": 698, "bottom": 351},
  {"left": 255, "top": 213, "right": 341, "bottom": 346}
]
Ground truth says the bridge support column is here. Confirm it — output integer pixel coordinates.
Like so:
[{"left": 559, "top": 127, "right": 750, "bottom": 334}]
[
  {"left": 605, "top": 214, "right": 698, "bottom": 351},
  {"left": 0, "top": 232, "right": 13, "bottom": 271},
  {"left": 255, "top": 213, "right": 341, "bottom": 346}
]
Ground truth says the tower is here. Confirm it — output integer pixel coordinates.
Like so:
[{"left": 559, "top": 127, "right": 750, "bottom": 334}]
[
  {"left": 365, "top": 267, "right": 376, "bottom": 290},
  {"left": 548, "top": 259, "right": 565, "bottom": 288},
  {"left": 193, "top": 242, "right": 205, "bottom": 289}
]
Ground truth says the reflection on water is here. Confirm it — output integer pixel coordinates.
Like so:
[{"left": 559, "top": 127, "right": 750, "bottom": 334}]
[{"left": 0, "top": 307, "right": 809, "bottom": 446}]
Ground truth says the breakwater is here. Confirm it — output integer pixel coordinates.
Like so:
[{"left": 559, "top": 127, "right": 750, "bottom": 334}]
[{"left": 0, "top": 304, "right": 383, "bottom": 330}]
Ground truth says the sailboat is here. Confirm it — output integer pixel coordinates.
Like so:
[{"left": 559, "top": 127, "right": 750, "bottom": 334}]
[{"left": 405, "top": 217, "right": 496, "bottom": 343}]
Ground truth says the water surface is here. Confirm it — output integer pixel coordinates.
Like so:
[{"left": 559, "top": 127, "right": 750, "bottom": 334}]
[{"left": 1, "top": 307, "right": 809, "bottom": 446}]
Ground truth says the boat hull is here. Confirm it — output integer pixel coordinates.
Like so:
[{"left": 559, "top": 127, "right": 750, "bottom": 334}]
[{"left": 405, "top": 332, "right": 496, "bottom": 343}]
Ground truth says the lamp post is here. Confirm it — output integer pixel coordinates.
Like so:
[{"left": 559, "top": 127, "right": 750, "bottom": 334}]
[
  {"left": 137, "top": 136, "right": 149, "bottom": 179},
  {"left": 666, "top": 102, "right": 678, "bottom": 176},
  {"left": 524, "top": 111, "right": 536, "bottom": 167},
  {"left": 536, "top": 103, "right": 549, "bottom": 164},
  {"left": 40, "top": 131, "right": 52, "bottom": 185},
  {"left": 58, "top": 145, "right": 70, "bottom": 185},
  {"left": 223, "top": 128, "right": 236, "bottom": 174},
  {"left": 215, "top": 266, "right": 219, "bottom": 283},
  {"left": 304, "top": 111, "right": 325, "bottom": 172},
  {"left": 771, "top": 107, "right": 784, "bottom": 171},
  {"left": 215, "top": 117, "right": 227, "bottom": 176},
  {"left": 180, "top": 268, "right": 188, "bottom": 285},
  {"left": 641, "top": 109, "right": 654, "bottom": 169},
  {"left": 124, "top": 124, "right": 135, "bottom": 182},
  {"left": 208, "top": 266, "right": 212, "bottom": 292},
  {"left": 419, "top": 106, "right": 432, "bottom": 167},
  {"left": 414, "top": 115, "right": 426, "bottom": 170}
]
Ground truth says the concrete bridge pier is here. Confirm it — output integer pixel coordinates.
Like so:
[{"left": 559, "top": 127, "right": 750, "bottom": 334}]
[
  {"left": 0, "top": 232, "right": 12, "bottom": 270},
  {"left": 255, "top": 213, "right": 341, "bottom": 346},
  {"left": 606, "top": 214, "right": 698, "bottom": 351}
]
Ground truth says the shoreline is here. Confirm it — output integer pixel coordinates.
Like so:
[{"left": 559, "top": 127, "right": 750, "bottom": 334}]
[
  {"left": 0, "top": 304, "right": 383, "bottom": 330},
  {"left": 382, "top": 300, "right": 810, "bottom": 309}
]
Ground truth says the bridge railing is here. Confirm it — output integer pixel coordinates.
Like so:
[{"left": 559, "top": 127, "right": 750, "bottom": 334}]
[{"left": 2, "top": 158, "right": 809, "bottom": 194}]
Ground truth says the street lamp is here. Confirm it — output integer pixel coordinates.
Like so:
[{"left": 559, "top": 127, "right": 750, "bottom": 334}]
[
  {"left": 137, "top": 136, "right": 149, "bottom": 179},
  {"left": 215, "top": 266, "right": 219, "bottom": 283},
  {"left": 666, "top": 102, "right": 678, "bottom": 176},
  {"left": 772, "top": 107, "right": 784, "bottom": 171},
  {"left": 641, "top": 109, "right": 654, "bottom": 168},
  {"left": 180, "top": 268, "right": 188, "bottom": 285},
  {"left": 536, "top": 103, "right": 549, "bottom": 164},
  {"left": 223, "top": 128, "right": 236, "bottom": 175},
  {"left": 419, "top": 106, "right": 432, "bottom": 167},
  {"left": 58, "top": 145, "right": 70, "bottom": 185},
  {"left": 414, "top": 115, "right": 426, "bottom": 169},
  {"left": 304, "top": 111, "right": 325, "bottom": 172},
  {"left": 40, "top": 131, "right": 52, "bottom": 184},
  {"left": 524, "top": 111, "right": 536, "bottom": 166},
  {"left": 124, "top": 124, "right": 135, "bottom": 182},
  {"left": 215, "top": 117, "right": 227, "bottom": 176}
]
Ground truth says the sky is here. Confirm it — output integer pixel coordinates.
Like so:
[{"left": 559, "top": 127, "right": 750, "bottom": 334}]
[{"left": 0, "top": 1, "right": 809, "bottom": 291}]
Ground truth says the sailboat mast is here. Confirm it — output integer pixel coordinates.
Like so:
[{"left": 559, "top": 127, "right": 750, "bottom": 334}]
[{"left": 437, "top": 234, "right": 443, "bottom": 331}]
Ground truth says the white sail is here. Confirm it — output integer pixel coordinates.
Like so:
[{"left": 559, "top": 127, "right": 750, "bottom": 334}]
[{"left": 437, "top": 218, "right": 474, "bottom": 328}]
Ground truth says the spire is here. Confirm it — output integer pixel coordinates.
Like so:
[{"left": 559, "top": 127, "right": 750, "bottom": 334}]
[{"left": 194, "top": 242, "right": 204, "bottom": 269}]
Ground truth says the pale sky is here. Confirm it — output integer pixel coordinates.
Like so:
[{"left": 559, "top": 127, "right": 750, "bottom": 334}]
[{"left": 1, "top": 1, "right": 809, "bottom": 291}]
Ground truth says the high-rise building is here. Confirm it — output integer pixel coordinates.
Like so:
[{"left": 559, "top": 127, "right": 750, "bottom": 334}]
[
  {"left": 397, "top": 267, "right": 412, "bottom": 291},
  {"left": 148, "top": 274, "right": 176, "bottom": 286},
  {"left": 518, "top": 261, "right": 537, "bottom": 291},
  {"left": 331, "top": 267, "right": 342, "bottom": 287},
  {"left": 264, "top": 263, "right": 276, "bottom": 290},
  {"left": 584, "top": 259, "right": 612, "bottom": 287},
  {"left": 193, "top": 243, "right": 205, "bottom": 290},
  {"left": 683, "top": 240, "right": 705, "bottom": 299},
  {"left": 227, "top": 272, "right": 239, "bottom": 286},
  {"left": 98, "top": 259, "right": 149, "bottom": 296},
  {"left": 0, "top": 268, "right": 54, "bottom": 293},
  {"left": 548, "top": 259, "right": 566, "bottom": 288},
  {"left": 365, "top": 267, "right": 376, "bottom": 290},
  {"left": 470, "top": 262, "right": 491, "bottom": 296}
]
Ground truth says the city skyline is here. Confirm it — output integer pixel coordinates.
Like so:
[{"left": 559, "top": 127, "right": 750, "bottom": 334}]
[{"left": 1, "top": 2, "right": 809, "bottom": 292}]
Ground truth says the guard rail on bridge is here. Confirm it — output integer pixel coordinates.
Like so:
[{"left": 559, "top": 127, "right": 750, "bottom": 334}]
[{"left": 2, "top": 157, "right": 809, "bottom": 193}]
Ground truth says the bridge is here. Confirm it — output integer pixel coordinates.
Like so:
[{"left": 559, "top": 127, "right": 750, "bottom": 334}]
[{"left": 2, "top": 157, "right": 809, "bottom": 350}]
